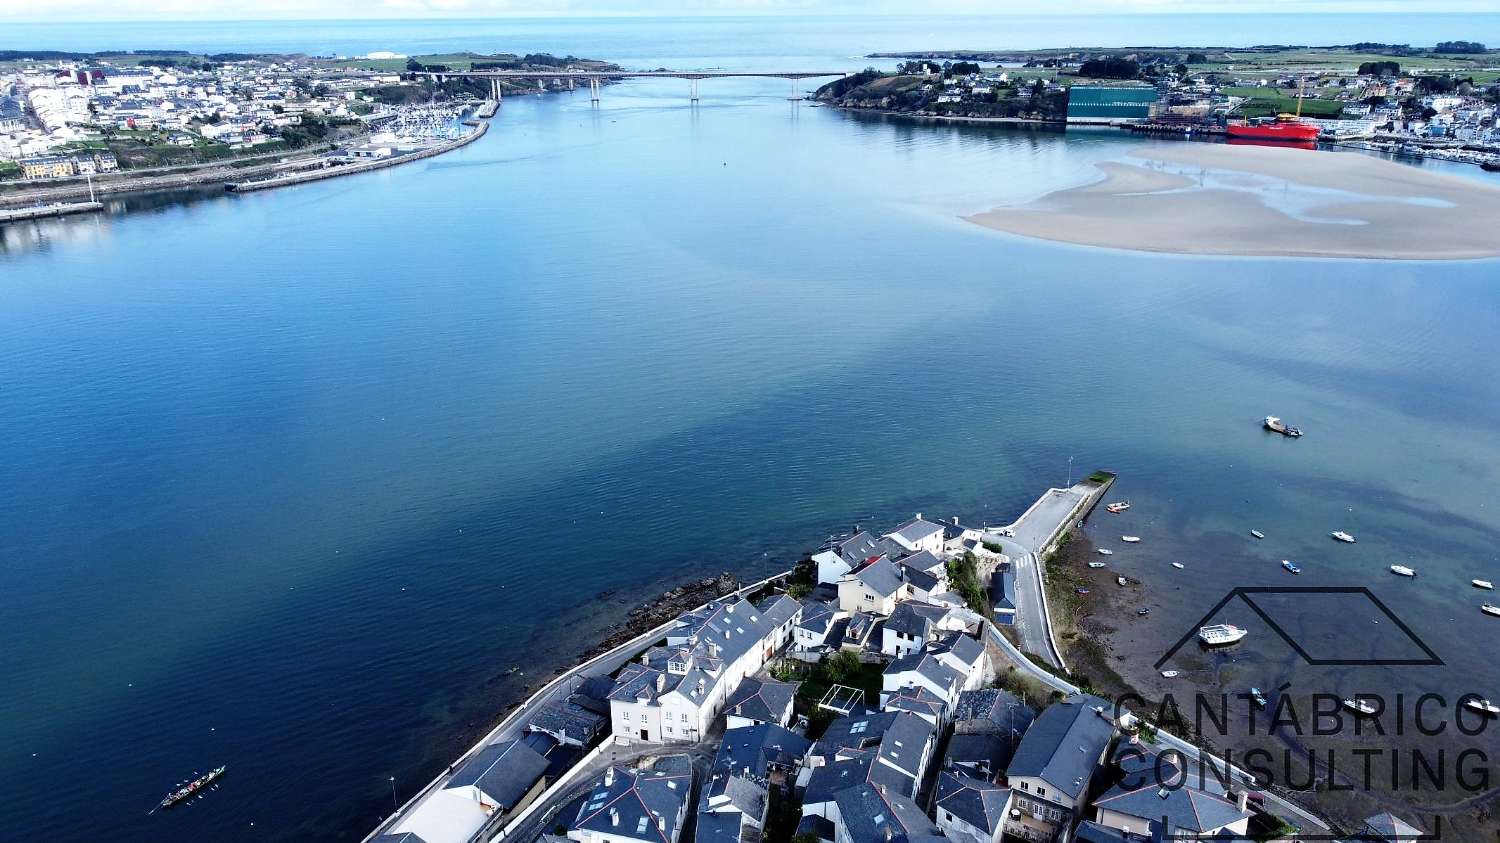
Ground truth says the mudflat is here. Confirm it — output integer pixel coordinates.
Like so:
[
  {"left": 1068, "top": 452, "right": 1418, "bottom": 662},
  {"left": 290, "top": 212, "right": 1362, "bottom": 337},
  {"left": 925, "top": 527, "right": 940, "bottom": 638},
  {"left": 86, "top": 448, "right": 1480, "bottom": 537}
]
[{"left": 967, "top": 143, "right": 1500, "bottom": 260}]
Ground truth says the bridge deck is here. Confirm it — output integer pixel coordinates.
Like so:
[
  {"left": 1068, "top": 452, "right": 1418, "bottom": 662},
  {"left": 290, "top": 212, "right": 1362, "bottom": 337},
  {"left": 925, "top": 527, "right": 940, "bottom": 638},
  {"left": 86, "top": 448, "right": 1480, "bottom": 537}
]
[{"left": 423, "top": 70, "right": 847, "bottom": 80}]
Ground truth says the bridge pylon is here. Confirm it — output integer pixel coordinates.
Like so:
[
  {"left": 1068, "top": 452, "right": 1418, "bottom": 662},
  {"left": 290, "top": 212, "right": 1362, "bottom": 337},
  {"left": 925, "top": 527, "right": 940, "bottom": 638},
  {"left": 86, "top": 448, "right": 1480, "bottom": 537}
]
[
  {"left": 589, "top": 77, "right": 601, "bottom": 104},
  {"left": 689, "top": 79, "right": 699, "bottom": 104}
]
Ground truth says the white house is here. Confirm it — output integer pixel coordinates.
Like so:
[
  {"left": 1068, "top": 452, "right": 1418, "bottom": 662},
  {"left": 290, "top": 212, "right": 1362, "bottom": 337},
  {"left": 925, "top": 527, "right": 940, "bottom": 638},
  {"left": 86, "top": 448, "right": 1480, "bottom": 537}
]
[
  {"left": 607, "top": 595, "right": 792, "bottom": 744},
  {"left": 566, "top": 756, "right": 694, "bottom": 843},
  {"left": 936, "top": 772, "right": 1012, "bottom": 843},
  {"left": 837, "top": 558, "right": 911, "bottom": 616},
  {"left": 883, "top": 515, "right": 947, "bottom": 555}
]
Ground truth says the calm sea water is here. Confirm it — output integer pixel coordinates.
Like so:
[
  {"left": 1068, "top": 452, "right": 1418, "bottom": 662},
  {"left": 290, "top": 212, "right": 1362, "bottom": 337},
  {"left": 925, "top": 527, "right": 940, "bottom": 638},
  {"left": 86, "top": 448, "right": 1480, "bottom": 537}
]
[{"left": 4, "top": 16, "right": 1500, "bottom": 843}]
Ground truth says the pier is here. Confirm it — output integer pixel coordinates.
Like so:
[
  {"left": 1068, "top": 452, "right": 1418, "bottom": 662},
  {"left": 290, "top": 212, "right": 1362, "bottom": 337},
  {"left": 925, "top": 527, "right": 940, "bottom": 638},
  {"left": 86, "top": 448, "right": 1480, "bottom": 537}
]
[
  {"left": 0, "top": 200, "right": 103, "bottom": 224},
  {"left": 227, "top": 120, "right": 488, "bottom": 193}
]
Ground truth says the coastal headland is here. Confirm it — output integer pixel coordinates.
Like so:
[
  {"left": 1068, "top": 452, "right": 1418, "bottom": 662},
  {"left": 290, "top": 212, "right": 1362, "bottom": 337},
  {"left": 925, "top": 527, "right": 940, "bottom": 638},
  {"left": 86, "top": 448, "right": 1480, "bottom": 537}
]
[{"left": 967, "top": 143, "right": 1500, "bottom": 260}]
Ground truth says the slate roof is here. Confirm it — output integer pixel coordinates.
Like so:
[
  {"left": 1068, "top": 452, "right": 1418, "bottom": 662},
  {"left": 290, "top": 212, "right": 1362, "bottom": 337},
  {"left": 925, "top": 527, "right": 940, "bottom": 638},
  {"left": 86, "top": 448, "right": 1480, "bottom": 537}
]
[
  {"left": 833, "top": 783, "right": 939, "bottom": 843},
  {"left": 834, "top": 531, "right": 883, "bottom": 565},
  {"left": 795, "top": 813, "right": 837, "bottom": 842},
  {"left": 885, "top": 652, "right": 962, "bottom": 695},
  {"left": 899, "top": 565, "right": 941, "bottom": 595},
  {"left": 1005, "top": 694, "right": 1116, "bottom": 802},
  {"left": 447, "top": 739, "right": 550, "bottom": 808},
  {"left": 1074, "top": 820, "right": 1156, "bottom": 843},
  {"left": 814, "top": 710, "right": 933, "bottom": 782},
  {"left": 933, "top": 630, "right": 985, "bottom": 668},
  {"left": 885, "top": 601, "right": 950, "bottom": 639},
  {"left": 572, "top": 756, "right": 693, "bottom": 843},
  {"left": 1092, "top": 777, "right": 1251, "bottom": 836},
  {"left": 852, "top": 557, "right": 905, "bottom": 597},
  {"left": 797, "top": 600, "right": 837, "bottom": 634},
  {"left": 803, "top": 749, "right": 917, "bottom": 804},
  {"left": 899, "top": 549, "right": 946, "bottom": 575},
  {"left": 528, "top": 699, "right": 606, "bottom": 742},
  {"left": 694, "top": 809, "right": 748, "bottom": 843},
  {"left": 372, "top": 834, "right": 431, "bottom": 843},
  {"left": 935, "top": 771, "right": 1011, "bottom": 834},
  {"left": 725, "top": 678, "right": 797, "bottom": 725},
  {"left": 944, "top": 733, "right": 1010, "bottom": 773},
  {"left": 1362, "top": 812, "right": 1425, "bottom": 840},
  {"left": 883, "top": 685, "right": 946, "bottom": 721},
  {"left": 758, "top": 594, "right": 802, "bottom": 629},
  {"left": 954, "top": 689, "right": 1036, "bottom": 734},
  {"left": 990, "top": 568, "right": 1016, "bottom": 613},
  {"left": 886, "top": 517, "right": 946, "bottom": 547},
  {"left": 610, "top": 596, "right": 781, "bottom": 709}
]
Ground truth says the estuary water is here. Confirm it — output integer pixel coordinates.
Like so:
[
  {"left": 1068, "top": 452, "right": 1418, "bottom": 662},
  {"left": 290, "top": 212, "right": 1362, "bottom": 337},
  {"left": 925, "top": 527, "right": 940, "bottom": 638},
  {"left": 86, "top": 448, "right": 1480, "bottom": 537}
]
[{"left": 4, "top": 17, "right": 1500, "bottom": 842}]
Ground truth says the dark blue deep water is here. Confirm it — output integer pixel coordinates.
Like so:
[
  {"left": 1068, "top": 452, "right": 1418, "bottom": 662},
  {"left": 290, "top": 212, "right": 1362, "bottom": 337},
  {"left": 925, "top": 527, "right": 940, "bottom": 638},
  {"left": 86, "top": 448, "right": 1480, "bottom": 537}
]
[{"left": 5, "top": 16, "right": 1500, "bottom": 842}]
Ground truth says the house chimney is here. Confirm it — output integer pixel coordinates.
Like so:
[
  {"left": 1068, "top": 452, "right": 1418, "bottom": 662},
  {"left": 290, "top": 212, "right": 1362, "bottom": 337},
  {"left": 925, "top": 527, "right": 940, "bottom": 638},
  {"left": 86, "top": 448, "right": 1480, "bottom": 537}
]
[
  {"left": 610, "top": 808, "right": 620, "bottom": 827},
  {"left": 915, "top": 512, "right": 922, "bottom": 520},
  {"left": 1236, "top": 789, "right": 1249, "bottom": 812},
  {"left": 656, "top": 673, "right": 666, "bottom": 692},
  {"left": 641, "top": 653, "right": 649, "bottom": 665}
]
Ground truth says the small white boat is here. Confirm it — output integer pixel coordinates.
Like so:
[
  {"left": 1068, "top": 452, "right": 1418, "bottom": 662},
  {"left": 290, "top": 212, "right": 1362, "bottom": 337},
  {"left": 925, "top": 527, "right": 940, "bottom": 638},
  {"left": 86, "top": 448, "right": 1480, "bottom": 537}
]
[
  {"left": 1473, "top": 579, "right": 1493, "bottom": 590},
  {"left": 1160, "top": 670, "right": 1179, "bottom": 678},
  {"left": 1465, "top": 698, "right": 1500, "bottom": 716},
  {"left": 1199, "top": 624, "right": 1247, "bottom": 646},
  {"left": 1483, "top": 603, "right": 1500, "bottom": 618},
  {"left": 1282, "top": 560, "right": 1301, "bottom": 575},
  {"left": 1390, "top": 565, "right": 1416, "bottom": 577},
  {"left": 1088, "top": 561, "right": 1107, "bottom": 568},
  {"left": 1106, "top": 501, "right": 1131, "bottom": 513},
  {"left": 1117, "top": 576, "right": 1129, "bottom": 586},
  {"left": 1331, "top": 531, "right": 1356, "bottom": 543},
  {"left": 1250, "top": 530, "right": 1265, "bottom": 539},
  {"left": 1121, "top": 536, "right": 1141, "bottom": 543},
  {"left": 1343, "top": 697, "right": 1379, "bottom": 717},
  {"left": 1171, "top": 562, "right": 1185, "bottom": 570},
  {"left": 1097, "top": 548, "right": 1114, "bottom": 556}
]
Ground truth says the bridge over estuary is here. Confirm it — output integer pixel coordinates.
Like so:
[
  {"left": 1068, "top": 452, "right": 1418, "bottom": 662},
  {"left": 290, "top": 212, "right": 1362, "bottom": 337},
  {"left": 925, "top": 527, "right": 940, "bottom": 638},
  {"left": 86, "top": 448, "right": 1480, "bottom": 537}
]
[{"left": 420, "top": 69, "right": 850, "bottom": 104}]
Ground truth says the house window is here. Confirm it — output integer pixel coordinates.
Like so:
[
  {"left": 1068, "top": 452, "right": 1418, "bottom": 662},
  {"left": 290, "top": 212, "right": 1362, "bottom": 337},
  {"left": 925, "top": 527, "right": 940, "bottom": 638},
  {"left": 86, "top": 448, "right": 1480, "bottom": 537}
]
[
  {"left": 1019, "top": 782, "right": 1028, "bottom": 791},
  {"left": 944, "top": 813, "right": 953, "bottom": 823},
  {"left": 640, "top": 713, "right": 648, "bottom": 721},
  {"left": 665, "top": 725, "right": 673, "bottom": 734},
  {"left": 681, "top": 713, "right": 688, "bottom": 721},
  {"left": 1036, "top": 786, "right": 1046, "bottom": 798}
]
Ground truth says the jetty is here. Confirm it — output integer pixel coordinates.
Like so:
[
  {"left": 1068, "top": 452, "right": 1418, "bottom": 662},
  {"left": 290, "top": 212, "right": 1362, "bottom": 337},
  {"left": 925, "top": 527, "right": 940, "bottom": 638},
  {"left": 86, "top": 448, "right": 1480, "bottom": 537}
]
[
  {"left": 0, "top": 200, "right": 103, "bottom": 224},
  {"left": 227, "top": 120, "right": 489, "bottom": 194}
]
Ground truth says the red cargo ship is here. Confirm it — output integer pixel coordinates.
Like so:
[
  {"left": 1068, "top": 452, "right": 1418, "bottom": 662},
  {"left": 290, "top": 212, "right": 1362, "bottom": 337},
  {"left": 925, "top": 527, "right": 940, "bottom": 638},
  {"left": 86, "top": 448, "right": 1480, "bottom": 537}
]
[
  {"left": 1226, "top": 113, "right": 1321, "bottom": 142},
  {"left": 1227, "top": 75, "right": 1321, "bottom": 143}
]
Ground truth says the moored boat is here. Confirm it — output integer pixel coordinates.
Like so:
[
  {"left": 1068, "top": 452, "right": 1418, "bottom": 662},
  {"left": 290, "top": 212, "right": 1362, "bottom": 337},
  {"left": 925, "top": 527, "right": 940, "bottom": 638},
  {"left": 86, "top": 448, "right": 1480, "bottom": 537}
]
[
  {"left": 1282, "top": 560, "right": 1302, "bottom": 574},
  {"left": 1097, "top": 548, "right": 1114, "bottom": 555},
  {"left": 1161, "top": 670, "right": 1179, "bottom": 678},
  {"left": 1474, "top": 579, "right": 1493, "bottom": 590},
  {"left": 1390, "top": 565, "right": 1416, "bottom": 577},
  {"left": 1137, "top": 607, "right": 1151, "bottom": 616},
  {"left": 1228, "top": 114, "right": 1321, "bottom": 142},
  {"left": 1199, "top": 623, "right": 1248, "bottom": 646},
  {"left": 1171, "top": 562, "right": 1185, "bottom": 570},
  {"left": 1465, "top": 697, "right": 1500, "bottom": 716},
  {"left": 1250, "top": 530, "right": 1265, "bottom": 539},
  {"left": 158, "top": 765, "right": 227, "bottom": 810},
  {"left": 1088, "top": 561, "right": 1107, "bottom": 568},
  {"left": 1106, "top": 500, "right": 1131, "bottom": 513},
  {"left": 1117, "top": 576, "right": 1129, "bottom": 586},
  {"left": 1121, "top": 535, "right": 1141, "bottom": 543},
  {"left": 1264, "top": 416, "right": 1304, "bottom": 437},
  {"left": 1343, "top": 697, "right": 1379, "bottom": 717},
  {"left": 1483, "top": 603, "right": 1500, "bottom": 617},
  {"left": 1331, "top": 531, "right": 1356, "bottom": 543}
]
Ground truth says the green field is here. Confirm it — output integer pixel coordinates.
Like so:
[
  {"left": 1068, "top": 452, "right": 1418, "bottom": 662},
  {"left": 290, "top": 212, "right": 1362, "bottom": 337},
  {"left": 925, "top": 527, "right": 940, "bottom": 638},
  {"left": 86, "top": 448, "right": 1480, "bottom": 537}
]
[{"left": 1220, "top": 85, "right": 1347, "bottom": 118}]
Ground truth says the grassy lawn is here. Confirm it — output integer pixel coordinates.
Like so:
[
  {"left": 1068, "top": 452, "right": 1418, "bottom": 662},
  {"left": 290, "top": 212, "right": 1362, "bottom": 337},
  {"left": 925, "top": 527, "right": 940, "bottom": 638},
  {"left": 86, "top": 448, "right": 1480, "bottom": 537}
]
[
  {"left": 1220, "top": 86, "right": 1347, "bottom": 118},
  {"left": 792, "top": 658, "right": 885, "bottom": 710}
]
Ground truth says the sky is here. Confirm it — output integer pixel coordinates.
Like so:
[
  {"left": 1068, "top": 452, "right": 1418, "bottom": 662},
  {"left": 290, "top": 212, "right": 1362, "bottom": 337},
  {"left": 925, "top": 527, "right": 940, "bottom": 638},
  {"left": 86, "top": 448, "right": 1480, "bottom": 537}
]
[{"left": 0, "top": 0, "right": 1492, "bottom": 21}]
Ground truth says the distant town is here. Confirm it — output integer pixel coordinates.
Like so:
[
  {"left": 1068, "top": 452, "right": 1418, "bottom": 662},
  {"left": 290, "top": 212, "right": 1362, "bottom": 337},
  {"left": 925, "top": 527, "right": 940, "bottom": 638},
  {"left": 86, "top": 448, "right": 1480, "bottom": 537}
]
[
  {"left": 0, "top": 49, "right": 615, "bottom": 209},
  {"left": 816, "top": 43, "right": 1500, "bottom": 169},
  {"left": 359, "top": 475, "right": 1417, "bottom": 843}
]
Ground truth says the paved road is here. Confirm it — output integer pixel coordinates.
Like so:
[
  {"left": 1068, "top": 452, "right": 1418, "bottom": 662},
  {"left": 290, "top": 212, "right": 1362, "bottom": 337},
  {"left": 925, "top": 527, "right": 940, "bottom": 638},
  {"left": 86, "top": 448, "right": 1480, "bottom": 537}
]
[{"left": 984, "top": 485, "right": 1094, "bottom": 668}]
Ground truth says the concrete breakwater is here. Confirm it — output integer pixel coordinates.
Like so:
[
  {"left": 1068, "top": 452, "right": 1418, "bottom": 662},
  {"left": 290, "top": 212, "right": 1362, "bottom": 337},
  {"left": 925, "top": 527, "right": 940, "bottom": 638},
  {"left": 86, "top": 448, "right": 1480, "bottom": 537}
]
[{"left": 227, "top": 120, "right": 489, "bottom": 193}]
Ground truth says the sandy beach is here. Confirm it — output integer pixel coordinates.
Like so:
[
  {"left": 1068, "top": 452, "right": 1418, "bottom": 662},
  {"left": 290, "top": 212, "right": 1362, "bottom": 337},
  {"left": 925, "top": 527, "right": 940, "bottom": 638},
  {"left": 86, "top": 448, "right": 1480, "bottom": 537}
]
[{"left": 967, "top": 143, "right": 1500, "bottom": 260}]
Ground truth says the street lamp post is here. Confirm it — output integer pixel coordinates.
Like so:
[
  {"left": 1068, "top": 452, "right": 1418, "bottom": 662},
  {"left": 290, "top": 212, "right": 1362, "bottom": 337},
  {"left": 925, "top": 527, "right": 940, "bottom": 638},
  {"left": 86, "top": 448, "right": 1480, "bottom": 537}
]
[
  {"left": 389, "top": 776, "right": 397, "bottom": 813},
  {"left": 1066, "top": 454, "right": 1076, "bottom": 487}
]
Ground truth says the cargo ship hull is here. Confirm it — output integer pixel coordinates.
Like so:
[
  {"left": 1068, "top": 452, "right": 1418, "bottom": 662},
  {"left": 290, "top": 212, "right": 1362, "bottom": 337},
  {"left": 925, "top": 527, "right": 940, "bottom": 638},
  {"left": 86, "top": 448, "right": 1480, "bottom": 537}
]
[{"left": 1226, "top": 122, "right": 1320, "bottom": 142}]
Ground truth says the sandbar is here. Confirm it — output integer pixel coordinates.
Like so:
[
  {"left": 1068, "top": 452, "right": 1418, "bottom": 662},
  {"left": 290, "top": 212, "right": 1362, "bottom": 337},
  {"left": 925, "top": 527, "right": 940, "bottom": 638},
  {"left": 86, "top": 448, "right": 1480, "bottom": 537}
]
[{"left": 967, "top": 143, "right": 1500, "bottom": 260}]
